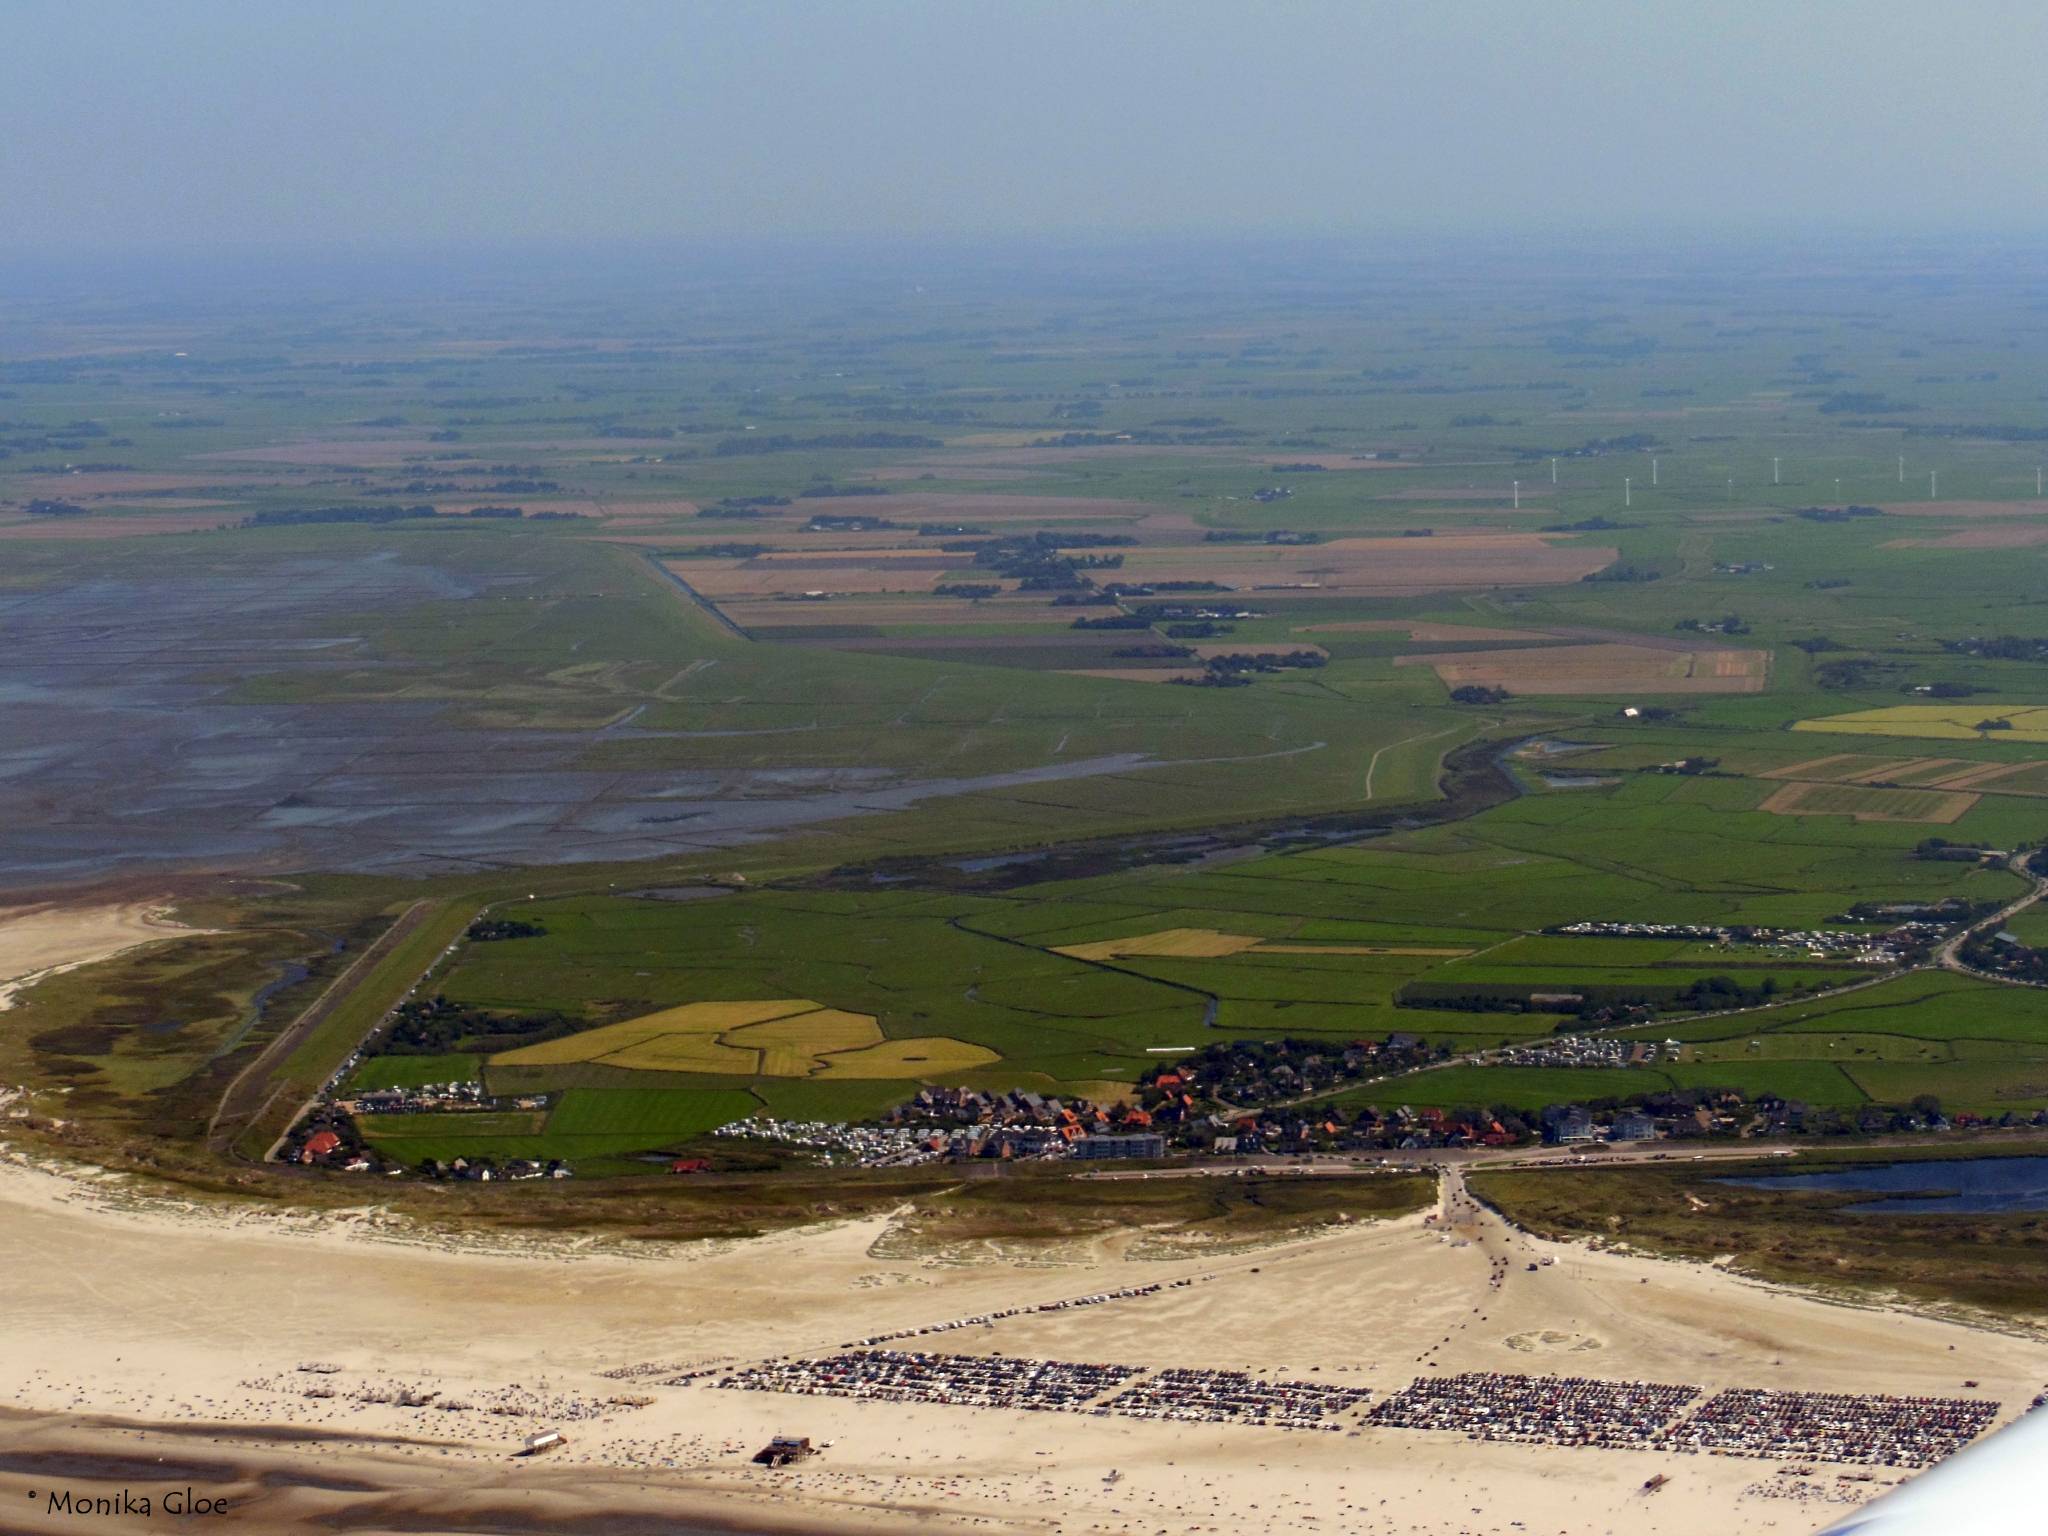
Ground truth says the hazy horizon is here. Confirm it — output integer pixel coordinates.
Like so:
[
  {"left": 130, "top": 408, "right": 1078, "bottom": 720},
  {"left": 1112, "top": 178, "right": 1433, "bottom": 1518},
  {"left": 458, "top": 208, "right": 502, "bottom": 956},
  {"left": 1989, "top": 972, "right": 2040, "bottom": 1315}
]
[{"left": 7, "top": 0, "right": 2048, "bottom": 257}]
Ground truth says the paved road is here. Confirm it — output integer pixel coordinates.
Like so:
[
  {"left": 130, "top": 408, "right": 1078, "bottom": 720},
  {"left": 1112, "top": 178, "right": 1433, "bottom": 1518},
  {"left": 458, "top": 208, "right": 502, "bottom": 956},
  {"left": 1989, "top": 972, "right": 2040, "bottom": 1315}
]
[{"left": 1936, "top": 849, "right": 2048, "bottom": 984}]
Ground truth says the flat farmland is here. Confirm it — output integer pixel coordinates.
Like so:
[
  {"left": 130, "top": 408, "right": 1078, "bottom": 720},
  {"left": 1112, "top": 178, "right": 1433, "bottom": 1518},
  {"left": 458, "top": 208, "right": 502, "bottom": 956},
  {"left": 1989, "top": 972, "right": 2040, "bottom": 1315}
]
[
  {"left": 1794, "top": 705, "right": 2048, "bottom": 743},
  {"left": 1758, "top": 780, "right": 1979, "bottom": 824},
  {"left": 30, "top": 244, "right": 2048, "bottom": 1184},
  {"left": 1398, "top": 641, "right": 1771, "bottom": 695}
]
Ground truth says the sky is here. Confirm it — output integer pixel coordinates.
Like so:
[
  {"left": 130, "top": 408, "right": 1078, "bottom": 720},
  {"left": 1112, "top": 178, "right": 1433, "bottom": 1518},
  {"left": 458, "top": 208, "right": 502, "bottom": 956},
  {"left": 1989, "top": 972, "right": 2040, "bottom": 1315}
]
[{"left": 4, "top": 0, "right": 2047, "bottom": 255}]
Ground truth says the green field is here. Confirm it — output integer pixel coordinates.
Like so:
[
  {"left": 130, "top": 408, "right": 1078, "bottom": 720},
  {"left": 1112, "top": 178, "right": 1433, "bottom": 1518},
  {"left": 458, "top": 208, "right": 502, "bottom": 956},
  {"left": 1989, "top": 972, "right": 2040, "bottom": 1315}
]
[{"left": 16, "top": 244, "right": 2048, "bottom": 1178}]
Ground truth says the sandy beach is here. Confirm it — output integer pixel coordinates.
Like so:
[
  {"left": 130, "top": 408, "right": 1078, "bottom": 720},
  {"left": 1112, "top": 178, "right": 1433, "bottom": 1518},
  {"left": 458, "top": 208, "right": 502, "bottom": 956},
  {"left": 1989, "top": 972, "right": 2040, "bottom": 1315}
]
[{"left": 0, "top": 1152, "right": 2038, "bottom": 1535}]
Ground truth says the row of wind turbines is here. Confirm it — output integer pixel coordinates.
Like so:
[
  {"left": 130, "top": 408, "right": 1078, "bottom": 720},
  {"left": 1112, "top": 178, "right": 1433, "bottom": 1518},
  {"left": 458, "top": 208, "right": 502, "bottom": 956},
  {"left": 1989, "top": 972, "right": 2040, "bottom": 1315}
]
[{"left": 1506, "top": 454, "right": 2047, "bottom": 510}]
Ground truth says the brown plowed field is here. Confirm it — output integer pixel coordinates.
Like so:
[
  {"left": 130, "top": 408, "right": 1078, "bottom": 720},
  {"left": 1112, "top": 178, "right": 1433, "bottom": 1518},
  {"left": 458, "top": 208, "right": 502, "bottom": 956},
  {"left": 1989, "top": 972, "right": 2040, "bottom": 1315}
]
[
  {"left": 1758, "top": 780, "right": 1977, "bottom": 824},
  {"left": 1883, "top": 526, "right": 2048, "bottom": 548}
]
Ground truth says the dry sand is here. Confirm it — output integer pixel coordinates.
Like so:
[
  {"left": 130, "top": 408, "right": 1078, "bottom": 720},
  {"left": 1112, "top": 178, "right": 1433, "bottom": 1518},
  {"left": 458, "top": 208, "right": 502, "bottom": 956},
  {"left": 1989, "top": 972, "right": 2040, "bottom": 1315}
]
[
  {"left": 0, "top": 899, "right": 207, "bottom": 1009},
  {"left": 0, "top": 1153, "right": 2038, "bottom": 1535}
]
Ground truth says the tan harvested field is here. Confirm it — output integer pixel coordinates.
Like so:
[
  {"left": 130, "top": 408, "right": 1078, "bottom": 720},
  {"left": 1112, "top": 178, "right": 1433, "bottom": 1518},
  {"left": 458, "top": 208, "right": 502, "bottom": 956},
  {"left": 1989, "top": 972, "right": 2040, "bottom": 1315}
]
[
  {"left": 0, "top": 1158, "right": 2036, "bottom": 1536},
  {"left": 1056, "top": 927, "right": 1264, "bottom": 960},
  {"left": 1054, "top": 929, "right": 1472, "bottom": 961},
  {"left": 727, "top": 1008, "right": 883, "bottom": 1057},
  {"left": 1793, "top": 704, "right": 2048, "bottom": 743},
  {"left": 493, "top": 1000, "right": 819, "bottom": 1066},
  {"left": 0, "top": 509, "right": 242, "bottom": 540},
  {"left": 1757, "top": 753, "right": 2021, "bottom": 789},
  {"left": 598, "top": 1034, "right": 767, "bottom": 1073},
  {"left": 14, "top": 471, "right": 254, "bottom": 496},
  {"left": 488, "top": 998, "right": 987, "bottom": 1080},
  {"left": 1398, "top": 641, "right": 1771, "bottom": 695},
  {"left": 1884, "top": 526, "right": 2048, "bottom": 548},
  {"left": 1757, "top": 780, "right": 1978, "bottom": 824},
  {"left": 812, "top": 1036, "right": 999, "bottom": 1077},
  {"left": 1864, "top": 756, "right": 1977, "bottom": 785},
  {"left": 1757, "top": 753, "right": 1880, "bottom": 782},
  {"left": 1923, "top": 759, "right": 2042, "bottom": 790}
]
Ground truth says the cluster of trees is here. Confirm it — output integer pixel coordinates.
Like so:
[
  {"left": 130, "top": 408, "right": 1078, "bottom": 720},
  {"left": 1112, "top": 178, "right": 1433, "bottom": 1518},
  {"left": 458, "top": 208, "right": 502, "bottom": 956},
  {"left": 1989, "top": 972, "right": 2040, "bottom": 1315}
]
[
  {"left": 667, "top": 542, "right": 770, "bottom": 560},
  {"left": 1675, "top": 614, "right": 1750, "bottom": 635},
  {"left": 1583, "top": 560, "right": 1662, "bottom": 583},
  {"left": 697, "top": 494, "right": 791, "bottom": 519},
  {"left": 967, "top": 530, "right": 1132, "bottom": 590},
  {"left": 1111, "top": 643, "right": 1192, "bottom": 659},
  {"left": 377, "top": 996, "right": 571, "bottom": 1055},
  {"left": 466, "top": 918, "right": 545, "bottom": 942},
  {"left": 1794, "top": 504, "right": 1882, "bottom": 522},
  {"left": 1958, "top": 932, "right": 2048, "bottom": 984},
  {"left": 1450, "top": 684, "right": 1510, "bottom": 704},
  {"left": 1815, "top": 656, "right": 1905, "bottom": 689},
  {"left": 24, "top": 498, "right": 86, "bottom": 516},
  {"left": 1944, "top": 634, "right": 2048, "bottom": 662},
  {"left": 1202, "top": 528, "right": 1321, "bottom": 544},
  {"left": 797, "top": 482, "right": 890, "bottom": 498},
  {"left": 1400, "top": 967, "right": 1815, "bottom": 1019},
  {"left": 1540, "top": 515, "right": 1634, "bottom": 533},
  {"left": 1199, "top": 650, "right": 1325, "bottom": 675}
]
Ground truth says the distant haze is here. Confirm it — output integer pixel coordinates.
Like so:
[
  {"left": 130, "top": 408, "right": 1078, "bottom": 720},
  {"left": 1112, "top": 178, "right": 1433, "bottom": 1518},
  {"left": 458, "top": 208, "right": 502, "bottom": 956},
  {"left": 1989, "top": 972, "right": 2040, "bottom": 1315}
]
[{"left": 5, "top": 0, "right": 2047, "bottom": 254}]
